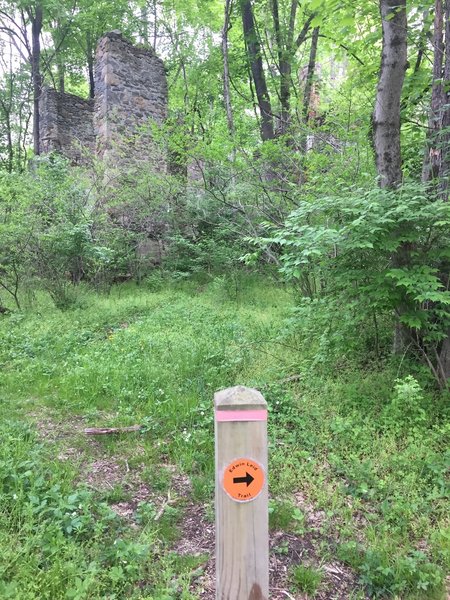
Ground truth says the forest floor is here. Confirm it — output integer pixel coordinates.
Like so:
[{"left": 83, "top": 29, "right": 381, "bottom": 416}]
[{"left": 0, "top": 276, "right": 448, "bottom": 599}]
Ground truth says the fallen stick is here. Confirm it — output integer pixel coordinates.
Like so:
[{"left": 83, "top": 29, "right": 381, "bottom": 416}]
[
  {"left": 277, "top": 374, "right": 302, "bottom": 384},
  {"left": 84, "top": 425, "right": 142, "bottom": 435},
  {"left": 154, "top": 490, "right": 172, "bottom": 521}
]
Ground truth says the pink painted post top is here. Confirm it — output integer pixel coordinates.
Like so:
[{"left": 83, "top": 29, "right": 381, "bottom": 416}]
[{"left": 215, "top": 409, "right": 268, "bottom": 422}]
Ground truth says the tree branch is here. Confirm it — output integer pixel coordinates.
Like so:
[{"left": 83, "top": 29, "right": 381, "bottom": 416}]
[{"left": 295, "top": 13, "right": 315, "bottom": 50}]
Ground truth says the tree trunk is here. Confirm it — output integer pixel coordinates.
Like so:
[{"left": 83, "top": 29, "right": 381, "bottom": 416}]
[
  {"left": 422, "top": 0, "right": 444, "bottom": 184},
  {"left": 374, "top": 0, "right": 408, "bottom": 354},
  {"left": 141, "top": 5, "right": 149, "bottom": 45},
  {"left": 438, "top": 0, "right": 450, "bottom": 200},
  {"left": 222, "top": 0, "right": 235, "bottom": 139},
  {"left": 271, "top": 0, "right": 298, "bottom": 136},
  {"left": 421, "top": 0, "right": 450, "bottom": 195},
  {"left": 373, "top": 0, "right": 407, "bottom": 189},
  {"left": 241, "top": 0, "right": 274, "bottom": 141},
  {"left": 31, "top": 3, "right": 43, "bottom": 156},
  {"left": 271, "top": 0, "right": 286, "bottom": 134},
  {"left": 86, "top": 32, "right": 95, "bottom": 99},
  {"left": 51, "top": 22, "right": 66, "bottom": 96},
  {"left": 412, "top": 9, "right": 430, "bottom": 75},
  {"left": 58, "top": 59, "right": 65, "bottom": 94},
  {"left": 88, "top": 56, "right": 95, "bottom": 98},
  {"left": 152, "top": 0, "right": 158, "bottom": 50},
  {"left": 436, "top": 0, "right": 450, "bottom": 380},
  {"left": 418, "top": 0, "right": 450, "bottom": 382},
  {"left": 303, "top": 27, "right": 320, "bottom": 123}
]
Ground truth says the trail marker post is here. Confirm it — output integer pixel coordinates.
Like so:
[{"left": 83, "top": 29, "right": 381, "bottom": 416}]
[{"left": 214, "top": 386, "right": 269, "bottom": 600}]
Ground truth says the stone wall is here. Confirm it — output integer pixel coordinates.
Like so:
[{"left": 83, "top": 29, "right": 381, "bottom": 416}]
[
  {"left": 39, "top": 88, "right": 95, "bottom": 163},
  {"left": 39, "top": 31, "right": 167, "bottom": 169},
  {"left": 94, "top": 31, "right": 167, "bottom": 167}
]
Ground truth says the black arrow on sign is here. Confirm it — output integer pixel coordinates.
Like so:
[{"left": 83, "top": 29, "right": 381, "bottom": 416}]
[{"left": 233, "top": 472, "right": 254, "bottom": 487}]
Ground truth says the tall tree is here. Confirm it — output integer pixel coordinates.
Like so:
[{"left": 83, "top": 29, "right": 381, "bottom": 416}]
[
  {"left": 270, "top": 0, "right": 314, "bottom": 135},
  {"left": 302, "top": 26, "right": 320, "bottom": 123},
  {"left": 222, "top": 0, "right": 235, "bottom": 140},
  {"left": 0, "top": 1, "right": 43, "bottom": 155},
  {"left": 421, "top": 0, "right": 450, "bottom": 380},
  {"left": 439, "top": 0, "right": 450, "bottom": 201},
  {"left": 422, "top": 0, "right": 450, "bottom": 203},
  {"left": 373, "top": 0, "right": 407, "bottom": 189},
  {"left": 71, "top": 0, "right": 131, "bottom": 98},
  {"left": 240, "top": 0, "right": 274, "bottom": 141},
  {"left": 373, "top": 0, "right": 408, "bottom": 354},
  {"left": 29, "top": 2, "right": 42, "bottom": 155},
  {"left": 422, "top": 0, "right": 444, "bottom": 184},
  {"left": 47, "top": 6, "right": 78, "bottom": 95}
]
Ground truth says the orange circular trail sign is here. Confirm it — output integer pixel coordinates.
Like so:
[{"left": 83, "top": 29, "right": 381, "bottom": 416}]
[{"left": 222, "top": 458, "right": 265, "bottom": 502}]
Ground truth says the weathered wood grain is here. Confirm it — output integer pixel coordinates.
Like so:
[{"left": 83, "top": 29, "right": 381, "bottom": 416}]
[{"left": 215, "top": 386, "right": 269, "bottom": 600}]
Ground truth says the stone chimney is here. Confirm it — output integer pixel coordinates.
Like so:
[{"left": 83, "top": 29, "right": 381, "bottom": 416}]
[{"left": 94, "top": 31, "right": 168, "bottom": 168}]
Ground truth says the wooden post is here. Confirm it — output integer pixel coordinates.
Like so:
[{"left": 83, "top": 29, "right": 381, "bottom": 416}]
[{"left": 214, "top": 386, "right": 269, "bottom": 600}]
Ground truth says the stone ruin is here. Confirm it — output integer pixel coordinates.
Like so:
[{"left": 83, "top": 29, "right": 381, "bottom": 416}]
[
  {"left": 39, "top": 32, "right": 169, "bottom": 265},
  {"left": 39, "top": 90, "right": 95, "bottom": 162},
  {"left": 39, "top": 31, "right": 168, "bottom": 168}
]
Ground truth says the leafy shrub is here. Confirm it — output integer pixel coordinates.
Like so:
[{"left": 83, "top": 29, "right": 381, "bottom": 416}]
[
  {"left": 259, "top": 182, "right": 450, "bottom": 384},
  {"left": 382, "top": 376, "right": 427, "bottom": 434},
  {"left": 0, "top": 155, "right": 142, "bottom": 309}
]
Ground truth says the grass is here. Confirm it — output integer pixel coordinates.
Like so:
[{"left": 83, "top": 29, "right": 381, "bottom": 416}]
[
  {"left": 0, "top": 274, "right": 448, "bottom": 598},
  {"left": 290, "top": 564, "right": 323, "bottom": 596},
  {"left": 269, "top": 499, "right": 306, "bottom": 533}
]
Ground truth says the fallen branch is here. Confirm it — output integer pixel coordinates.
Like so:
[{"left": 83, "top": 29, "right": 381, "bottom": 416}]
[
  {"left": 278, "top": 374, "right": 302, "bottom": 384},
  {"left": 271, "top": 590, "right": 296, "bottom": 600},
  {"left": 260, "top": 374, "right": 302, "bottom": 389},
  {"left": 84, "top": 425, "right": 142, "bottom": 435},
  {"left": 154, "top": 490, "right": 173, "bottom": 521}
]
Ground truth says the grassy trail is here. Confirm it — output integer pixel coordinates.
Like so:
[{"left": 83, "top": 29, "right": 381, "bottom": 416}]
[{"left": 0, "top": 278, "right": 448, "bottom": 599}]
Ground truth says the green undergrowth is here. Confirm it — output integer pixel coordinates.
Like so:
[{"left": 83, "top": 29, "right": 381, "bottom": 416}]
[
  {"left": 0, "top": 420, "right": 207, "bottom": 600},
  {"left": 0, "top": 275, "right": 448, "bottom": 598}
]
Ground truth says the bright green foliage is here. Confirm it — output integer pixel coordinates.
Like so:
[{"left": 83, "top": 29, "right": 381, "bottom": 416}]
[
  {"left": 338, "top": 544, "right": 445, "bottom": 599},
  {"left": 269, "top": 499, "right": 306, "bottom": 533},
  {"left": 0, "top": 421, "right": 154, "bottom": 599},
  {"left": 0, "top": 155, "right": 138, "bottom": 309},
  {"left": 0, "top": 0, "right": 448, "bottom": 597},
  {"left": 382, "top": 376, "right": 427, "bottom": 435},
  {"left": 290, "top": 564, "right": 323, "bottom": 596},
  {"left": 0, "top": 170, "right": 37, "bottom": 309},
  {"left": 0, "top": 279, "right": 448, "bottom": 599},
  {"left": 261, "top": 183, "right": 450, "bottom": 380}
]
